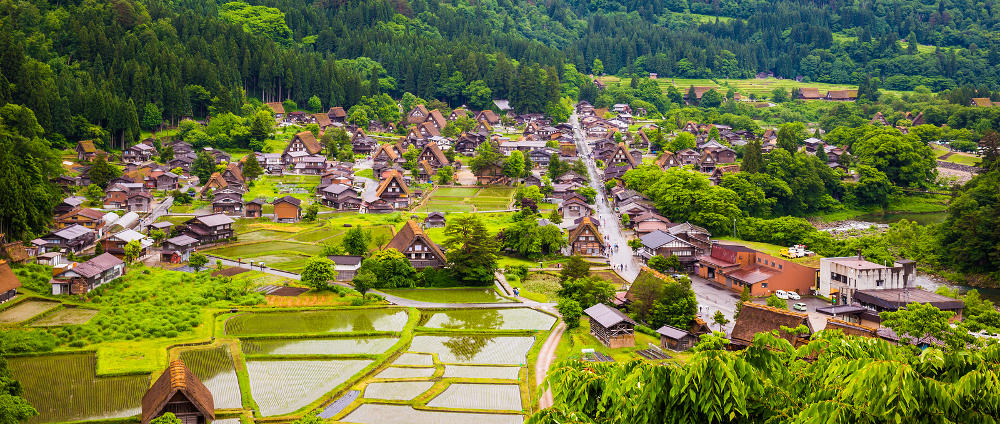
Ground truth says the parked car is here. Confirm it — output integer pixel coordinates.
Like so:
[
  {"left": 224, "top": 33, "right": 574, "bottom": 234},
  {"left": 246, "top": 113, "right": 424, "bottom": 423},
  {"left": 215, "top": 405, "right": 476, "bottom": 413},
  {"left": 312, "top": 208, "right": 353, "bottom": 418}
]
[
  {"left": 787, "top": 291, "right": 801, "bottom": 300},
  {"left": 775, "top": 290, "right": 789, "bottom": 299},
  {"left": 793, "top": 302, "right": 807, "bottom": 311}
]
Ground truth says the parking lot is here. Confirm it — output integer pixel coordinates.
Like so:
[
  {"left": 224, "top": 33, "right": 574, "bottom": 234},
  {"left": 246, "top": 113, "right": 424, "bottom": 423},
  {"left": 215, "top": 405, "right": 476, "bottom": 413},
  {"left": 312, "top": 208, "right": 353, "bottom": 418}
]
[{"left": 687, "top": 274, "right": 835, "bottom": 334}]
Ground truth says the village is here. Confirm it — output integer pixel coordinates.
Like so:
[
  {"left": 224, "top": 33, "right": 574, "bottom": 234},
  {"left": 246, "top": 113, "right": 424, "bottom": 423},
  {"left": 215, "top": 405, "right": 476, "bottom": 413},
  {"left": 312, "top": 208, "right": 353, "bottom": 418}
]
[{"left": 0, "top": 90, "right": 990, "bottom": 424}]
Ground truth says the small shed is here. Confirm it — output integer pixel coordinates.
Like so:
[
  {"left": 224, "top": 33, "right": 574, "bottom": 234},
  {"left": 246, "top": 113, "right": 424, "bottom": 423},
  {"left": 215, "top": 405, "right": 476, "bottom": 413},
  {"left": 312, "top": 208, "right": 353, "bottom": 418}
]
[
  {"left": 656, "top": 324, "right": 698, "bottom": 351},
  {"left": 423, "top": 212, "right": 446, "bottom": 228},
  {"left": 142, "top": 361, "right": 214, "bottom": 424},
  {"left": 272, "top": 196, "right": 302, "bottom": 223},
  {"left": 583, "top": 303, "right": 635, "bottom": 348}
]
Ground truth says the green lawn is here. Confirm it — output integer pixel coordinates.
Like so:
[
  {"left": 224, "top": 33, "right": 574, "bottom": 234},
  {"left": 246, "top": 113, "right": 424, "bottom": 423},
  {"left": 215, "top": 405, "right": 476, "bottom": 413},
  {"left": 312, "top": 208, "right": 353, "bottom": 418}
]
[
  {"left": 932, "top": 144, "right": 981, "bottom": 166},
  {"left": 554, "top": 318, "right": 670, "bottom": 363},
  {"left": 597, "top": 76, "right": 906, "bottom": 98},
  {"left": 243, "top": 174, "right": 321, "bottom": 203}
]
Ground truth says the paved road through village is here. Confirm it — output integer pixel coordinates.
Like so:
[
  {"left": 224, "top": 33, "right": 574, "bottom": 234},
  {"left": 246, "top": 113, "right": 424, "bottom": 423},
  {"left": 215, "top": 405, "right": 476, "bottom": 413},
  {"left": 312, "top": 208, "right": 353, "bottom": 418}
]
[{"left": 569, "top": 111, "right": 640, "bottom": 282}]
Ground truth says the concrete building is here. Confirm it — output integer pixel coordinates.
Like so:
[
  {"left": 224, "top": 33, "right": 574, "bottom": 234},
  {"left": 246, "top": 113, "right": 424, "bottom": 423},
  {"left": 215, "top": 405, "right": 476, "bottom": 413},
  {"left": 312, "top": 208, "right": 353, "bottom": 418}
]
[
  {"left": 818, "top": 254, "right": 916, "bottom": 305},
  {"left": 696, "top": 243, "right": 818, "bottom": 297}
]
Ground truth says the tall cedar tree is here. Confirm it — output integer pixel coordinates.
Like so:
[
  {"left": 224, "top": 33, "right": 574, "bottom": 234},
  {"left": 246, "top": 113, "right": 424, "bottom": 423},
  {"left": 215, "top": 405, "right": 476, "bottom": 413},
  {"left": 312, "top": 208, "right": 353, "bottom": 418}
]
[
  {"left": 0, "top": 104, "right": 61, "bottom": 241},
  {"left": 190, "top": 151, "right": 216, "bottom": 184},
  {"left": 242, "top": 153, "right": 263, "bottom": 182},
  {"left": 443, "top": 215, "right": 500, "bottom": 286},
  {"left": 742, "top": 140, "right": 764, "bottom": 173},
  {"left": 88, "top": 154, "right": 121, "bottom": 189}
]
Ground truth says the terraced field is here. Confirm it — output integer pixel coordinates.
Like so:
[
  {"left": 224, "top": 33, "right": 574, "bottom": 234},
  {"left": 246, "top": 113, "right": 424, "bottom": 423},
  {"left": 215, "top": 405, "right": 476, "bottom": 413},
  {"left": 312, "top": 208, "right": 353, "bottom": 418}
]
[
  {"left": 415, "top": 187, "right": 515, "bottom": 212},
  {"left": 179, "top": 346, "right": 243, "bottom": 409},
  {"left": 442, "top": 365, "right": 521, "bottom": 380},
  {"left": 242, "top": 337, "right": 399, "bottom": 356},
  {"left": 409, "top": 335, "right": 536, "bottom": 364},
  {"left": 225, "top": 309, "right": 409, "bottom": 336},
  {"left": 363, "top": 381, "right": 435, "bottom": 400},
  {"left": 374, "top": 366, "right": 437, "bottom": 379},
  {"left": 0, "top": 300, "right": 60, "bottom": 323},
  {"left": 423, "top": 308, "right": 556, "bottom": 330},
  {"left": 341, "top": 404, "right": 524, "bottom": 424},
  {"left": 383, "top": 288, "right": 510, "bottom": 304},
  {"left": 246, "top": 358, "right": 373, "bottom": 416},
  {"left": 427, "top": 383, "right": 522, "bottom": 411},
  {"left": 30, "top": 307, "right": 98, "bottom": 326},
  {"left": 8, "top": 353, "right": 149, "bottom": 423}
]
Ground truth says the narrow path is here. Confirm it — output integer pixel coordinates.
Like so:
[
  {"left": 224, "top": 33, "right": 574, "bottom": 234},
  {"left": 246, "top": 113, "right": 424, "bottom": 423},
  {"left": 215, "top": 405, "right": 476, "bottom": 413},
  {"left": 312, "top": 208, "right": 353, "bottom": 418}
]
[
  {"left": 535, "top": 321, "right": 566, "bottom": 410},
  {"left": 569, "top": 112, "right": 640, "bottom": 282}
]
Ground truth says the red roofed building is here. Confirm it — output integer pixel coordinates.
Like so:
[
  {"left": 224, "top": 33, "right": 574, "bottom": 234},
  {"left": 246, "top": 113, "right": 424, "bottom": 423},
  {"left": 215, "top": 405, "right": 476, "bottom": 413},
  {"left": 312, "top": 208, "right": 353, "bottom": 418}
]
[{"left": 697, "top": 243, "right": 817, "bottom": 297}]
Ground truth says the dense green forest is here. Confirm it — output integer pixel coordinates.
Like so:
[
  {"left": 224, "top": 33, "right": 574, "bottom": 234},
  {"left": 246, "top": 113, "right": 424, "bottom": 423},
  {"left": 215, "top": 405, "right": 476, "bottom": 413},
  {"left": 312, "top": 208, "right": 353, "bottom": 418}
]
[{"left": 6, "top": 0, "right": 1000, "bottom": 148}]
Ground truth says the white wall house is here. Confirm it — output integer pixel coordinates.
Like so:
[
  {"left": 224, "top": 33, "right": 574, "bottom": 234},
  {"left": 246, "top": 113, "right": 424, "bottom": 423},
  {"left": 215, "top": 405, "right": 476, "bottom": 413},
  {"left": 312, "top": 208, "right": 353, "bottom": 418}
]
[{"left": 818, "top": 255, "right": 916, "bottom": 305}]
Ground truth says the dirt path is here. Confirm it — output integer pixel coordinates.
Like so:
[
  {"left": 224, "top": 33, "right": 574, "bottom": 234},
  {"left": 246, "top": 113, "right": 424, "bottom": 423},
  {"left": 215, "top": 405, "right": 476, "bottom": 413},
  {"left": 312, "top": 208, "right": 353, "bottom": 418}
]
[{"left": 535, "top": 320, "right": 566, "bottom": 410}]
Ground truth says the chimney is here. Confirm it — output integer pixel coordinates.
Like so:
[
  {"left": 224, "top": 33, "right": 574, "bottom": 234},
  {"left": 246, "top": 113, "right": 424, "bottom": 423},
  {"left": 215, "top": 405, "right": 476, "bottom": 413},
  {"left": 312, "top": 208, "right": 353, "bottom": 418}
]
[{"left": 856, "top": 249, "right": 863, "bottom": 261}]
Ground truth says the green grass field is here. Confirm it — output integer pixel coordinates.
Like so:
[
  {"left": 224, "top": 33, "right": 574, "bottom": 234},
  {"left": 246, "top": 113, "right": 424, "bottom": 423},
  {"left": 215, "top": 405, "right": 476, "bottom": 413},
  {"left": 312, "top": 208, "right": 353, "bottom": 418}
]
[
  {"left": 415, "top": 187, "right": 515, "bottom": 213},
  {"left": 599, "top": 76, "right": 866, "bottom": 98},
  {"left": 932, "top": 144, "right": 981, "bottom": 166}
]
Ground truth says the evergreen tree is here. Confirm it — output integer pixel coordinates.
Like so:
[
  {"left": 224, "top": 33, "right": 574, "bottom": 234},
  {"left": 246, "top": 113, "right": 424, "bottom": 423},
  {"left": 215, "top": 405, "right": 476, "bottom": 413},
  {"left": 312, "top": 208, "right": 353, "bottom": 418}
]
[
  {"left": 242, "top": 153, "right": 263, "bottom": 182},
  {"left": 88, "top": 154, "right": 121, "bottom": 189},
  {"left": 190, "top": 151, "right": 215, "bottom": 184},
  {"left": 742, "top": 140, "right": 763, "bottom": 173},
  {"left": 141, "top": 103, "right": 162, "bottom": 130},
  {"left": 443, "top": 215, "right": 500, "bottom": 286}
]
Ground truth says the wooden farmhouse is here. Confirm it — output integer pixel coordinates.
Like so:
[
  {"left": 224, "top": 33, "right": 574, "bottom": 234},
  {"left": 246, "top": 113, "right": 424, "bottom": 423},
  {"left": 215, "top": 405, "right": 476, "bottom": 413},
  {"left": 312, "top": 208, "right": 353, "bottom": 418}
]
[
  {"left": 0, "top": 260, "right": 22, "bottom": 303},
  {"left": 141, "top": 360, "right": 214, "bottom": 424},
  {"left": 584, "top": 303, "right": 636, "bottom": 348},
  {"left": 567, "top": 216, "right": 604, "bottom": 256},
  {"left": 384, "top": 220, "right": 447, "bottom": 269},
  {"left": 181, "top": 214, "right": 235, "bottom": 245},
  {"left": 50, "top": 253, "right": 125, "bottom": 295}
]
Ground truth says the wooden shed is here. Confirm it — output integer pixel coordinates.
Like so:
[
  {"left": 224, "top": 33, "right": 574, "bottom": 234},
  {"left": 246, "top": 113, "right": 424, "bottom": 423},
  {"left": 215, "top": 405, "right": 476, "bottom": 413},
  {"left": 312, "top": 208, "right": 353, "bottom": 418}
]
[
  {"left": 583, "top": 303, "right": 635, "bottom": 348},
  {"left": 142, "top": 360, "right": 214, "bottom": 424},
  {"left": 656, "top": 324, "right": 699, "bottom": 351},
  {"left": 272, "top": 196, "right": 302, "bottom": 223}
]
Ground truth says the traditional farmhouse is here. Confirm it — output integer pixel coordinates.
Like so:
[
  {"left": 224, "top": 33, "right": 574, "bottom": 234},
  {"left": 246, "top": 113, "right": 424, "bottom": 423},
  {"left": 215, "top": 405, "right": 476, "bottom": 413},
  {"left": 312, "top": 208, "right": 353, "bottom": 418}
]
[
  {"left": 37, "top": 225, "right": 96, "bottom": 254},
  {"left": 76, "top": 140, "right": 101, "bottom": 161},
  {"left": 374, "top": 170, "right": 411, "bottom": 210},
  {"left": 141, "top": 360, "right": 214, "bottom": 424},
  {"left": 0, "top": 261, "right": 21, "bottom": 303},
  {"left": 55, "top": 208, "right": 107, "bottom": 236},
  {"left": 101, "top": 229, "right": 153, "bottom": 259},
  {"left": 636, "top": 230, "right": 699, "bottom": 271},
  {"left": 320, "top": 184, "right": 362, "bottom": 210},
  {"left": 211, "top": 192, "right": 244, "bottom": 215},
  {"left": 558, "top": 195, "right": 593, "bottom": 220},
  {"left": 161, "top": 235, "right": 199, "bottom": 263},
  {"left": 567, "top": 217, "right": 604, "bottom": 256},
  {"left": 584, "top": 303, "right": 636, "bottom": 348},
  {"left": 282, "top": 131, "right": 323, "bottom": 165},
  {"left": 657, "top": 324, "right": 700, "bottom": 351},
  {"left": 385, "top": 220, "right": 447, "bottom": 268},
  {"left": 730, "top": 302, "right": 812, "bottom": 347},
  {"left": 50, "top": 253, "right": 125, "bottom": 295},
  {"left": 181, "top": 214, "right": 235, "bottom": 245},
  {"left": 245, "top": 198, "right": 265, "bottom": 218},
  {"left": 407, "top": 104, "right": 430, "bottom": 125}
]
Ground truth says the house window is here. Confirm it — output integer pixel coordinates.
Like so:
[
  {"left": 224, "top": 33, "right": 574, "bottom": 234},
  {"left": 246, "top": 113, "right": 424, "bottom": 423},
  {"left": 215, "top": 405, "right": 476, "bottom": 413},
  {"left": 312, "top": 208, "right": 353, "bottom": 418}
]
[
  {"left": 876, "top": 279, "right": 884, "bottom": 287},
  {"left": 761, "top": 283, "right": 768, "bottom": 288}
]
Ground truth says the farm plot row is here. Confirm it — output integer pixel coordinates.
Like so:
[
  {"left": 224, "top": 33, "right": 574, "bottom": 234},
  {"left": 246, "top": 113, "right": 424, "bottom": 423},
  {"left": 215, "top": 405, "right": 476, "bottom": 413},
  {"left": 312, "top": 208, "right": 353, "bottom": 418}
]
[
  {"left": 241, "top": 336, "right": 399, "bottom": 356},
  {"left": 225, "top": 309, "right": 409, "bottom": 336},
  {"left": 7, "top": 353, "right": 149, "bottom": 424},
  {"left": 421, "top": 308, "right": 556, "bottom": 331}
]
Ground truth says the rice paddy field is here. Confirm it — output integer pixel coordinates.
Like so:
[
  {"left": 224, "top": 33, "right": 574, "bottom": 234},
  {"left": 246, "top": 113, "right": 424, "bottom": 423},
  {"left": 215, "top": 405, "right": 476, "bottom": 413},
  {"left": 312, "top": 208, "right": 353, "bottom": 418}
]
[
  {"left": 341, "top": 404, "right": 524, "bottom": 424},
  {"left": 415, "top": 186, "right": 516, "bottom": 213},
  {"left": 29, "top": 307, "right": 98, "bottom": 326},
  {"left": 179, "top": 346, "right": 243, "bottom": 409},
  {"left": 225, "top": 309, "right": 409, "bottom": 336},
  {"left": 0, "top": 300, "right": 61, "bottom": 323},
  {"left": 375, "top": 366, "right": 437, "bottom": 379},
  {"left": 241, "top": 337, "right": 399, "bottom": 356},
  {"left": 422, "top": 308, "right": 556, "bottom": 331},
  {"left": 363, "top": 381, "right": 435, "bottom": 400},
  {"left": 7, "top": 353, "right": 149, "bottom": 423},
  {"left": 393, "top": 352, "right": 435, "bottom": 366},
  {"left": 246, "top": 358, "right": 374, "bottom": 416},
  {"left": 382, "top": 288, "right": 511, "bottom": 304},
  {"left": 597, "top": 75, "right": 868, "bottom": 98},
  {"left": 427, "top": 383, "right": 523, "bottom": 411},
  {"left": 409, "top": 335, "right": 536, "bottom": 364},
  {"left": 443, "top": 365, "right": 521, "bottom": 380}
]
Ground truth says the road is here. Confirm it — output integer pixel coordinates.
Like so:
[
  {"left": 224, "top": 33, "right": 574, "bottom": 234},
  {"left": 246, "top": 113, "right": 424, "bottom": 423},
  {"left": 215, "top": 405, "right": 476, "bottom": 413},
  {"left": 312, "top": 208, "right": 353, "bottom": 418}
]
[
  {"left": 569, "top": 111, "right": 639, "bottom": 282},
  {"left": 687, "top": 274, "right": 739, "bottom": 334},
  {"left": 141, "top": 196, "right": 173, "bottom": 231}
]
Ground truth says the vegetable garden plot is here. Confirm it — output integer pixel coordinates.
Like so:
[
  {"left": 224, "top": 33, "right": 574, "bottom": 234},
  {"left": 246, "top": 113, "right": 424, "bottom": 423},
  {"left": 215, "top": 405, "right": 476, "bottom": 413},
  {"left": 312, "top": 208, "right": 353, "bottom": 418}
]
[
  {"left": 341, "top": 403, "right": 523, "bottom": 424},
  {"left": 0, "top": 300, "right": 60, "bottom": 323},
  {"left": 246, "top": 359, "right": 373, "bottom": 416},
  {"left": 225, "top": 309, "right": 409, "bottom": 336},
  {"left": 242, "top": 337, "right": 399, "bottom": 356},
  {"left": 433, "top": 187, "right": 481, "bottom": 196},
  {"left": 393, "top": 353, "right": 434, "bottom": 366},
  {"left": 427, "top": 383, "right": 522, "bottom": 411},
  {"left": 179, "top": 346, "right": 243, "bottom": 409},
  {"left": 30, "top": 307, "right": 98, "bottom": 326},
  {"left": 8, "top": 354, "right": 148, "bottom": 423},
  {"left": 363, "top": 381, "right": 435, "bottom": 400},
  {"left": 381, "top": 288, "right": 510, "bottom": 303},
  {"left": 374, "top": 366, "right": 436, "bottom": 379},
  {"left": 442, "top": 365, "right": 521, "bottom": 380},
  {"left": 423, "top": 308, "right": 556, "bottom": 331},
  {"left": 409, "top": 336, "right": 536, "bottom": 364}
]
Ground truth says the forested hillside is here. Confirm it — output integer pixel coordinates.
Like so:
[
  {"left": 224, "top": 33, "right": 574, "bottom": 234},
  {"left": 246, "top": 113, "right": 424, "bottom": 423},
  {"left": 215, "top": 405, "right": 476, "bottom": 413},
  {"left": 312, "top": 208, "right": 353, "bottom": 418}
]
[{"left": 5, "top": 0, "right": 1000, "bottom": 147}]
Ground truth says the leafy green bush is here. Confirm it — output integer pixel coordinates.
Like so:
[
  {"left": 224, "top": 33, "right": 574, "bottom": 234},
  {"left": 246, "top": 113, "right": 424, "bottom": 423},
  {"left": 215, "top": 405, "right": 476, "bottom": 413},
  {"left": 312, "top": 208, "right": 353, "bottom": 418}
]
[{"left": 12, "top": 264, "right": 54, "bottom": 293}]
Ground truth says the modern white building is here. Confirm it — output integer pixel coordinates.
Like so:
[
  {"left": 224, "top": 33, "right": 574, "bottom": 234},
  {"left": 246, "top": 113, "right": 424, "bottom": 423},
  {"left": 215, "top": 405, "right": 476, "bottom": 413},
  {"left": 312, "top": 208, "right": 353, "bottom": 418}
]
[{"left": 818, "top": 254, "right": 916, "bottom": 305}]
